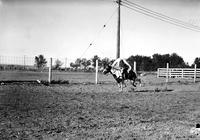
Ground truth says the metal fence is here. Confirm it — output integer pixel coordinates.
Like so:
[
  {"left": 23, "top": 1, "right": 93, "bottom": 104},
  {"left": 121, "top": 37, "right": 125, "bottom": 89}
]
[
  {"left": 0, "top": 55, "right": 75, "bottom": 71},
  {"left": 0, "top": 55, "right": 101, "bottom": 83},
  {"left": 0, "top": 55, "right": 135, "bottom": 84}
]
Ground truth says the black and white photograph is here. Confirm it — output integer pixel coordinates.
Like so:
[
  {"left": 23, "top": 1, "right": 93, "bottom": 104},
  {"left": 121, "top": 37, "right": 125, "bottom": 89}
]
[{"left": 0, "top": 0, "right": 200, "bottom": 139}]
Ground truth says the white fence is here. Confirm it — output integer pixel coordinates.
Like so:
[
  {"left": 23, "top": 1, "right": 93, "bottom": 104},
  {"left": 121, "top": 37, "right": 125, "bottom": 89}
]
[{"left": 157, "top": 64, "right": 200, "bottom": 82}]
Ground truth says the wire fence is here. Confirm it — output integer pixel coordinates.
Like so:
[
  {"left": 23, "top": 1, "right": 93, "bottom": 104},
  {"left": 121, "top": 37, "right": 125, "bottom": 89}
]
[
  {"left": 0, "top": 55, "right": 76, "bottom": 71},
  {"left": 0, "top": 55, "right": 112, "bottom": 83}
]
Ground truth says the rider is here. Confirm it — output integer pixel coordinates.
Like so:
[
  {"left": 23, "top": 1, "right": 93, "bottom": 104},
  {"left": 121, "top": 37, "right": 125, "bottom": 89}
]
[{"left": 111, "top": 58, "right": 132, "bottom": 79}]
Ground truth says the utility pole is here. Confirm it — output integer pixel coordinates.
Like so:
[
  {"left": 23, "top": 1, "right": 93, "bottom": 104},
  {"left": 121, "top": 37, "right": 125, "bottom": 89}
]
[{"left": 116, "top": 0, "right": 121, "bottom": 59}]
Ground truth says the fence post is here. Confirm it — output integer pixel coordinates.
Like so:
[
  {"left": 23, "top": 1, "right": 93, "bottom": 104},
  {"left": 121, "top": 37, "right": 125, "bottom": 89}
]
[
  {"left": 157, "top": 68, "right": 160, "bottom": 78},
  {"left": 48, "top": 58, "right": 52, "bottom": 84},
  {"left": 23, "top": 55, "right": 26, "bottom": 70},
  {"left": 133, "top": 61, "right": 136, "bottom": 72},
  {"left": 95, "top": 59, "right": 98, "bottom": 84},
  {"left": 166, "top": 63, "right": 169, "bottom": 83},
  {"left": 65, "top": 57, "right": 67, "bottom": 70},
  {"left": 181, "top": 69, "right": 184, "bottom": 78},
  {"left": 194, "top": 64, "right": 197, "bottom": 83}
]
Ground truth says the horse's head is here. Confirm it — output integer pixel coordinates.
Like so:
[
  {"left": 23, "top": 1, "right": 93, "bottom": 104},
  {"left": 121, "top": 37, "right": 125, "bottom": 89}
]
[{"left": 102, "top": 65, "right": 112, "bottom": 75}]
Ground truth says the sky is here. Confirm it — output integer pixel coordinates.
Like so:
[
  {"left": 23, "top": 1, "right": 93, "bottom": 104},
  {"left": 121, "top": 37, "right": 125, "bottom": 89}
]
[{"left": 0, "top": 0, "right": 200, "bottom": 65}]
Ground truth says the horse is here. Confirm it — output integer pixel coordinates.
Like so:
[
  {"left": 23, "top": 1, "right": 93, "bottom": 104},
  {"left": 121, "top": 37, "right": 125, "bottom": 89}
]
[{"left": 102, "top": 65, "right": 138, "bottom": 91}]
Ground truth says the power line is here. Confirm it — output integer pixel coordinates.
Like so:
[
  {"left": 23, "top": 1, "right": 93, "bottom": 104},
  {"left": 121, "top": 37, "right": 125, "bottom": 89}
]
[
  {"left": 121, "top": 3, "right": 200, "bottom": 32},
  {"left": 121, "top": 0, "right": 200, "bottom": 32},
  {"left": 123, "top": 0, "right": 200, "bottom": 30},
  {"left": 80, "top": 8, "right": 118, "bottom": 58}
]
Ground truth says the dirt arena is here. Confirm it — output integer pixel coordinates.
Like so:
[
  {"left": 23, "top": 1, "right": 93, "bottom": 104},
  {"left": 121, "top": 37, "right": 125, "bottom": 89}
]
[{"left": 0, "top": 71, "right": 200, "bottom": 139}]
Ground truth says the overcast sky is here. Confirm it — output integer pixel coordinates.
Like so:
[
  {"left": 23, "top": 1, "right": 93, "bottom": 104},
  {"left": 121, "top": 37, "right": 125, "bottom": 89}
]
[{"left": 0, "top": 0, "right": 200, "bottom": 64}]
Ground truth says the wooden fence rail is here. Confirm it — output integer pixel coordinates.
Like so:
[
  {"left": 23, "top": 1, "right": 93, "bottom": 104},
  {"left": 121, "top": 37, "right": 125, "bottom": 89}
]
[
  {"left": 157, "top": 64, "right": 200, "bottom": 82},
  {"left": 157, "top": 68, "right": 200, "bottom": 78}
]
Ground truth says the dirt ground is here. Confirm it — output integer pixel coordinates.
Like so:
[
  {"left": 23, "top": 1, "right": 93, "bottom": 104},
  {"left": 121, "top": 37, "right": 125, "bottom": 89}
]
[{"left": 0, "top": 73, "right": 200, "bottom": 139}]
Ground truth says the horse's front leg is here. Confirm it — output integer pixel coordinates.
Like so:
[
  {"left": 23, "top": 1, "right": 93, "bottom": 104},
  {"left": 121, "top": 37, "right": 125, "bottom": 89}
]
[
  {"left": 117, "top": 82, "right": 123, "bottom": 92},
  {"left": 120, "top": 80, "right": 127, "bottom": 91},
  {"left": 118, "top": 83, "right": 121, "bottom": 88},
  {"left": 123, "top": 80, "right": 127, "bottom": 87},
  {"left": 120, "top": 82, "right": 123, "bottom": 92}
]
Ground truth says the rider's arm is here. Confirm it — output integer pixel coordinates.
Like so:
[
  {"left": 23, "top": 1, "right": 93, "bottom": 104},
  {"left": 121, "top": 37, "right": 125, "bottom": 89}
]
[
  {"left": 111, "top": 61, "right": 117, "bottom": 67},
  {"left": 123, "top": 59, "right": 132, "bottom": 71},
  {"left": 111, "top": 59, "right": 120, "bottom": 68}
]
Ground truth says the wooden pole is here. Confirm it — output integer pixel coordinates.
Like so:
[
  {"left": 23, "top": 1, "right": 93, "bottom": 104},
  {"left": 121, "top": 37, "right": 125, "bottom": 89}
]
[
  {"left": 157, "top": 68, "right": 159, "bottom": 78},
  {"left": 95, "top": 59, "right": 98, "bottom": 84},
  {"left": 23, "top": 55, "right": 26, "bottom": 70},
  {"left": 48, "top": 58, "right": 52, "bottom": 84},
  {"left": 166, "top": 63, "right": 169, "bottom": 83},
  {"left": 194, "top": 64, "right": 197, "bottom": 83},
  {"left": 65, "top": 57, "right": 67, "bottom": 70},
  {"left": 181, "top": 69, "right": 184, "bottom": 78},
  {"left": 116, "top": 0, "right": 121, "bottom": 59},
  {"left": 133, "top": 61, "right": 136, "bottom": 72}
]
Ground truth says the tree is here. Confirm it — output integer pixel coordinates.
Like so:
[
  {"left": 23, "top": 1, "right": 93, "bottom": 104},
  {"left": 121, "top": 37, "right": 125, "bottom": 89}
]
[
  {"left": 192, "top": 57, "right": 200, "bottom": 68},
  {"left": 91, "top": 55, "right": 101, "bottom": 67},
  {"left": 169, "top": 53, "right": 187, "bottom": 68},
  {"left": 152, "top": 53, "right": 166, "bottom": 70},
  {"left": 75, "top": 58, "right": 81, "bottom": 66},
  {"left": 140, "top": 56, "right": 153, "bottom": 71},
  {"left": 152, "top": 53, "right": 171, "bottom": 69},
  {"left": 69, "top": 52, "right": 190, "bottom": 72},
  {"left": 127, "top": 55, "right": 152, "bottom": 71},
  {"left": 35, "top": 55, "right": 47, "bottom": 69},
  {"left": 70, "top": 58, "right": 91, "bottom": 71},
  {"left": 81, "top": 58, "right": 91, "bottom": 69},
  {"left": 101, "top": 57, "right": 111, "bottom": 68},
  {"left": 70, "top": 62, "right": 79, "bottom": 69},
  {"left": 54, "top": 59, "right": 63, "bottom": 70}
]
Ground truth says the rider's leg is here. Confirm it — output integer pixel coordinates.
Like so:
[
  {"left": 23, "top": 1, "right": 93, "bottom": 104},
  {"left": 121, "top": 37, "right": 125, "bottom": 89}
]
[{"left": 122, "top": 68, "right": 127, "bottom": 79}]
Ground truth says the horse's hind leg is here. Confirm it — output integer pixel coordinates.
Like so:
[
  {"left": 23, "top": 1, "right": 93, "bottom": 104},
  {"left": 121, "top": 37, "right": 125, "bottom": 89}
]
[
  {"left": 118, "top": 83, "right": 121, "bottom": 88},
  {"left": 122, "top": 80, "right": 126, "bottom": 87},
  {"left": 131, "top": 79, "right": 136, "bottom": 87},
  {"left": 137, "top": 78, "right": 142, "bottom": 87},
  {"left": 121, "top": 83, "right": 123, "bottom": 92}
]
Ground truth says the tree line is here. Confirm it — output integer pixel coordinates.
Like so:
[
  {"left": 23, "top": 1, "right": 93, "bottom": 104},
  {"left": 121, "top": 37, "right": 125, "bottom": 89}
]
[{"left": 34, "top": 53, "right": 200, "bottom": 72}]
